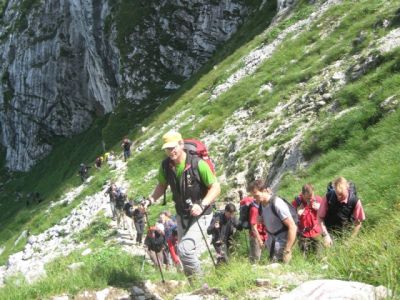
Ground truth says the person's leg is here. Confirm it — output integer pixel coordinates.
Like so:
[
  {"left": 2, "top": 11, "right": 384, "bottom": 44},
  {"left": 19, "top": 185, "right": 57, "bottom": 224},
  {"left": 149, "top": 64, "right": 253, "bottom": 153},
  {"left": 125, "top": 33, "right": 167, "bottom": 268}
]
[
  {"left": 298, "top": 235, "right": 308, "bottom": 256},
  {"left": 136, "top": 222, "right": 144, "bottom": 244},
  {"left": 110, "top": 201, "right": 116, "bottom": 219},
  {"left": 249, "top": 235, "right": 261, "bottom": 264},
  {"left": 147, "top": 250, "right": 158, "bottom": 267},
  {"left": 176, "top": 214, "right": 212, "bottom": 277},
  {"left": 116, "top": 209, "right": 123, "bottom": 228},
  {"left": 271, "top": 239, "right": 286, "bottom": 262},
  {"left": 126, "top": 216, "right": 135, "bottom": 239}
]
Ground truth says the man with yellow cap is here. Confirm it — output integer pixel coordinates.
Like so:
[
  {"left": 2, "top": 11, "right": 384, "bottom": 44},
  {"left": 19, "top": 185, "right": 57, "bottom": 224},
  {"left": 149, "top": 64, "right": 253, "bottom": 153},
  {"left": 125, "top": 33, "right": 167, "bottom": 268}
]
[{"left": 143, "top": 131, "right": 220, "bottom": 278}]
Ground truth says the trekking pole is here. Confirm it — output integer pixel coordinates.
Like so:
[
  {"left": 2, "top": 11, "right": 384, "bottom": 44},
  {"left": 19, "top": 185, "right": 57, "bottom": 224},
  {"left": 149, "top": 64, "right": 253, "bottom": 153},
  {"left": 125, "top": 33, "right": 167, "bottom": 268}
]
[
  {"left": 162, "top": 189, "right": 167, "bottom": 206},
  {"left": 144, "top": 210, "right": 166, "bottom": 284},
  {"left": 244, "top": 231, "right": 249, "bottom": 253},
  {"left": 185, "top": 199, "right": 216, "bottom": 267},
  {"left": 196, "top": 218, "right": 217, "bottom": 267}
]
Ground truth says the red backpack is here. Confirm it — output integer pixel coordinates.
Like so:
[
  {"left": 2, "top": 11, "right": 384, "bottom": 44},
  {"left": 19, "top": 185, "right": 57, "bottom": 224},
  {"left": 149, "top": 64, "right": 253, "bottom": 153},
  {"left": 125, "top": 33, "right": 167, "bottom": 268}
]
[
  {"left": 184, "top": 139, "right": 216, "bottom": 174},
  {"left": 237, "top": 197, "right": 257, "bottom": 231}
]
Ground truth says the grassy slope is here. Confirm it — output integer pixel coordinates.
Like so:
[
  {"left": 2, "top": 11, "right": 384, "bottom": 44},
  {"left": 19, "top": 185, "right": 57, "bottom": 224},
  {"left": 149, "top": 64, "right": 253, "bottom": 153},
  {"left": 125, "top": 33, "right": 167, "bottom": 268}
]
[
  {"left": 1, "top": 0, "right": 400, "bottom": 299},
  {"left": 124, "top": 0, "right": 400, "bottom": 297}
]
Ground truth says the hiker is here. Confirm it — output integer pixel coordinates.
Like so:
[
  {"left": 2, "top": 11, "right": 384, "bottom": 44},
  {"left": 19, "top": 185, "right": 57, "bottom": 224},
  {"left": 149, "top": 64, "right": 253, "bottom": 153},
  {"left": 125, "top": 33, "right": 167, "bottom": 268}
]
[
  {"left": 105, "top": 183, "right": 117, "bottom": 220},
  {"left": 248, "top": 179, "right": 297, "bottom": 263},
  {"left": 103, "top": 152, "right": 110, "bottom": 162},
  {"left": 159, "top": 211, "right": 182, "bottom": 270},
  {"left": 318, "top": 176, "right": 366, "bottom": 247},
  {"left": 121, "top": 137, "right": 132, "bottom": 162},
  {"left": 133, "top": 203, "right": 146, "bottom": 245},
  {"left": 107, "top": 151, "right": 116, "bottom": 169},
  {"left": 78, "top": 163, "right": 90, "bottom": 182},
  {"left": 145, "top": 224, "right": 166, "bottom": 269},
  {"left": 207, "top": 203, "right": 238, "bottom": 264},
  {"left": 143, "top": 131, "right": 220, "bottom": 278},
  {"left": 292, "top": 184, "right": 323, "bottom": 255},
  {"left": 123, "top": 199, "right": 136, "bottom": 240},
  {"left": 247, "top": 195, "right": 267, "bottom": 264},
  {"left": 115, "top": 187, "right": 127, "bottom": 229},
  {"left": 94, "top": 156, "right": 103, "bottom": 169}
]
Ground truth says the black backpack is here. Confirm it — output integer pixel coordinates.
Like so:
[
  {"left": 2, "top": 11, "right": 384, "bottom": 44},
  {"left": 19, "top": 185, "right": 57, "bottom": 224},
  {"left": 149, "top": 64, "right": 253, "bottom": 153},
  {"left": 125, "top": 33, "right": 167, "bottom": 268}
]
[
  {"left": 267, "top": 196, "right": 299, "bottom": 236},
  {"left": 124, "top": 202, "right": 134, "bottom": 218},
  {"left": 115, "top": 188, "right": 126, "bottom": 208},
  {"left": 145, "top": 229, "right": 165, "bottom": 252},
  {"left": 237, "top": 197, "right": 261, "bottom": 231}
]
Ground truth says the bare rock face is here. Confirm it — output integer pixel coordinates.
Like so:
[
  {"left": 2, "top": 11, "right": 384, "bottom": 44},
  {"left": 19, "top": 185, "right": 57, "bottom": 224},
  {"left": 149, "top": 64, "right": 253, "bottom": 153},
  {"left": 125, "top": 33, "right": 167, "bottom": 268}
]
[
  {"left": 119, "top": 0, "right": 251, "bottom": 104},
  {"left": 0, "top": 0, "right": 255, "bottom": 171},
  {"left": 0, "top": 0, "right": 119, "bottom": 171}
]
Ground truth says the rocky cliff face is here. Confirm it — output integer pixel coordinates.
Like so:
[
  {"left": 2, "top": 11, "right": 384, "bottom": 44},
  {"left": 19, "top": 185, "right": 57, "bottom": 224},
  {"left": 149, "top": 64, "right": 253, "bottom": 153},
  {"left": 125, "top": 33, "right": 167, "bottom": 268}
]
[
  {"left": 0, "top": 0, "right": 119, "bottom": 171},
  {"left": 0, "top": 0, "right": 262, "bottom": 171}
]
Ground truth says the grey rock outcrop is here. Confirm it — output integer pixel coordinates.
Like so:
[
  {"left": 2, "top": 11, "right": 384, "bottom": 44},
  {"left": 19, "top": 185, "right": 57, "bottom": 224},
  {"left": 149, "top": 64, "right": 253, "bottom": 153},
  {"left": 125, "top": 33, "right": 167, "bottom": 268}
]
[
  {"left": 0, "top": 0, "right": 255, "bottom": 171},
  {"left": 119, "top": 0, "right": 251, "bottom": 103},
  {"left": 0, "top": 0, "right": 119, "bottom": 171},
  {"left": 279, "top": 279, "right": 391, "bottom": 300}
]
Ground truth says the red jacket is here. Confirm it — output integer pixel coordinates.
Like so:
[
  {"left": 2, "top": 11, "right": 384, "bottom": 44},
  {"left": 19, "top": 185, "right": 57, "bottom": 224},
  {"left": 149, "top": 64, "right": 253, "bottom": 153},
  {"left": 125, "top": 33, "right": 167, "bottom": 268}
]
[{"left": 292, "top": 194, "right": 322, "bottom": 238}]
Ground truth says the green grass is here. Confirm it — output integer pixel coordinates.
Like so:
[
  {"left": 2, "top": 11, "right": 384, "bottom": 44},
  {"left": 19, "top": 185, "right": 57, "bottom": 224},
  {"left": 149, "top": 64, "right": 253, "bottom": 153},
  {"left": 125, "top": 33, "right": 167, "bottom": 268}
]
[
  {"left": 1, "top": 0, "right": 400, "bottom": 298},
  {"left": 0, "top": 117, "right": 112, "bottom": 264},
  {"left": 120, "top": 0, "right": 400, "bottom": 295}
]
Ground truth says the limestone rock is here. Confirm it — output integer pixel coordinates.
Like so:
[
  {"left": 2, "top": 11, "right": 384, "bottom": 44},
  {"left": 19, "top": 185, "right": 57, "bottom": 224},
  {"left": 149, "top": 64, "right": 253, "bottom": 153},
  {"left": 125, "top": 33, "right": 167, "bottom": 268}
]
[
  {"left": 81, "top": 248, "right": 92, "bottom": 256},
  {"left": 256, "top": 278, "right": 272, "bottom": 287},
  {"left": 96, "top": 288, "right": 110, "bottom": 300},
  {"left": 279, "top": 280, "right": 391, "bottom": 300},
  {"left": 380, "top": 95, "right": 399, "bottom": 113},
  {"left": 67, "top": 262, "right": 84, "bottom": 270}
]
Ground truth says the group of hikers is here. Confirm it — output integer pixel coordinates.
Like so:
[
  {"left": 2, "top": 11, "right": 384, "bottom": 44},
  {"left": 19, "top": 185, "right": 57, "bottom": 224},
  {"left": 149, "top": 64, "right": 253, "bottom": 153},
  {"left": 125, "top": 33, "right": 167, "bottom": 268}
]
[
  {"left": 103, "top": 131, "right": 366, "bottom": 282},
  {"left": 104, "top": 182, "right": 183, "bottom": 271},
  {"left": 78, "top": 136, "right": 133, "bottom": 182}
]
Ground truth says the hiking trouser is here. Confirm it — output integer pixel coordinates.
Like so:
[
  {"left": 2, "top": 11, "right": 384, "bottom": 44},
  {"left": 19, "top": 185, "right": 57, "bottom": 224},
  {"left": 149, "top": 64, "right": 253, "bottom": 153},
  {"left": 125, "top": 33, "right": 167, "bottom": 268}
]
[
  {"left": 298, "top": 234, "right": 322, "bottom": 256},
  {"left": 110, "top": 201, "right": 117, "bottom": 219},
  {"left": 147, "top": 249, "right": 164, "bottom": 269},
  {"left": 176, "top": 214, "right": 212, "bottom": 277},
  {"left": 213, "top": 243, "right": 228, "bottom": 264},
  {"left": 116, "top": 208, "right": 124, "bottom": 228},
  {"left": 123, "top": 149, "right": 130, "bottom": 161},
  {"left": 124, "top": 216, "right": 135, "bottom": 239},
  {"left": 135, "top": 221, "right": 144, "bottom": 244},
  {"left": 266, "top": 236, "right": 287, "bottom": 262},
  {"left": 249, "top": 235, "right": 262, "bottom": 264}
]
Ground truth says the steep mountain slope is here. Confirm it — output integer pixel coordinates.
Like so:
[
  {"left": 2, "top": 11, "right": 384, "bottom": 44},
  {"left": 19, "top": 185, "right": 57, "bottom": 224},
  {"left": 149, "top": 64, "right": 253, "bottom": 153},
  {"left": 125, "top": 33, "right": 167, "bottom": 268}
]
[{"left": 0, "top": 0, "right": 399, "bottom": 299}]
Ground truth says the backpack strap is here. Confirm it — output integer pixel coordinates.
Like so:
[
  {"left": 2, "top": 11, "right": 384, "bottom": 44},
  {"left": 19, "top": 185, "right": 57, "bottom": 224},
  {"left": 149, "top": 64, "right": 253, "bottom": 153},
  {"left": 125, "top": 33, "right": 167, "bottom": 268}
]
[
  {"left": 295, "top": 195, "right": 302, "bottom": 207},
  {"left": 187, "top": 153, "right": 202, "bottom": 183}
]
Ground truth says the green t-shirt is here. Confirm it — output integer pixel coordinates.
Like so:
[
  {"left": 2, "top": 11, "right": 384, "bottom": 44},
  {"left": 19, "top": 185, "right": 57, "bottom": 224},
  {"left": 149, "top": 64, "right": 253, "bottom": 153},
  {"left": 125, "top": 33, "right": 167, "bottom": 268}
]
[{"left": 158, "top": 159, "right": 216, "bottom": 187}]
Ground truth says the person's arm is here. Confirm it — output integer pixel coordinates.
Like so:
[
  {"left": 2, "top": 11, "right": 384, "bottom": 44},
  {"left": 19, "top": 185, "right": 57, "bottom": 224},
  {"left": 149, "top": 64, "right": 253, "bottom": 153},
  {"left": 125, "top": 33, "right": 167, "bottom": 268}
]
[
  {"left": 191, "top": 181, "right": 221, "bottom": 216},
  {"left": 351, "top": 199, "right": 365, "bottom": 237},
  {"left": 251, "top": 224, "right": 264, "bottom": 248},
  {"left": 318, "top": 216, "right": 333, "bottom": 247},
  {"left": 148, "top": 183, "right": 168, "bottom": 204},
  {"left": 352, "top": 220, "right": 362, "bottom": 237},
  {"left": 191, "top": 160, "right": 221, "bottom": 216},
  {"left": 167, "top": 239, "right": 180, "bottom": 264},
  {"left": 318, "top": 196, "right": 333, "bottom": 247},
  {"left": 202, "top": 181, "right": 221, "bottom": 207},
  {"left": 282, "top": 217, "right": 297, "bottom": 263}
]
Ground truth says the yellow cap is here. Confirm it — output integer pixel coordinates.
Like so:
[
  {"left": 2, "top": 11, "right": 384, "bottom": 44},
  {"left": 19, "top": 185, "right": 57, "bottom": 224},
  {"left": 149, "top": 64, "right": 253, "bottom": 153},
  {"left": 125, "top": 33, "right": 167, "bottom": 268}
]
[{"left": 161, "top": 131, "right": 183, "bottom": 149}]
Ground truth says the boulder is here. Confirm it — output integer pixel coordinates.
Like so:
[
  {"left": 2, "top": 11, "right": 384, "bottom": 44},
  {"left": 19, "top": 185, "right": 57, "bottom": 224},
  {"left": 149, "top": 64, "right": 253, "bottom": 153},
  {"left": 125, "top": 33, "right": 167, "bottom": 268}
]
[{"left": 279, "top": 279, "right": 391, "bottom": 300}]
